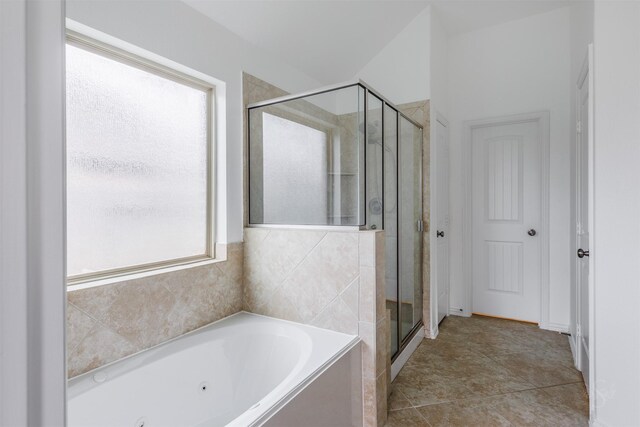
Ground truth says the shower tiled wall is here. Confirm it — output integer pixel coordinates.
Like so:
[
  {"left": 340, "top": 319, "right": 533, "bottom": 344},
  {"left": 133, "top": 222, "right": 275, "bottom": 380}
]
[
  {"left": 243, "top": 73, "right": 287, "bottom": 227},
  {"left": 243, "top": 227, "right": 388, "bottom": 427},
  {"left": 66, "top": 243, "right": 243, "bottom": 377}
]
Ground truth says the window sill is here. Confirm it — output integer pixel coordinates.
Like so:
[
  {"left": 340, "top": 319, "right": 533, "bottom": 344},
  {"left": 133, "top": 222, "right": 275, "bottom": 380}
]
[{"left": 67, "top": 243, "right": 229, "bottom": 292}]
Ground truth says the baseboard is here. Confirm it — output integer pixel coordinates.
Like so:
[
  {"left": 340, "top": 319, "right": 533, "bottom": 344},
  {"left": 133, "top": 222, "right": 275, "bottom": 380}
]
[
  {"left": 391, "top": 327, "right": 424, "bottom": 381},
  {"left": 568, "top": 334, "right": 579, "bottom": 369},
  {"left": 539, "top": 322, "right": 570, "bottom": 333},
  {"left": 449, "top": 309, "right": 471, "bottom": 318}
]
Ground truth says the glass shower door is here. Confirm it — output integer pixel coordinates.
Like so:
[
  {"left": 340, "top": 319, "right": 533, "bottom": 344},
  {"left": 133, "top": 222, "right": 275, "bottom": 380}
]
[
  {"left": 398, "top": 116, "right": 423, "bottom": 342},
  {"left": 384, "top": 104, "right": 399, "bottom": 356}
]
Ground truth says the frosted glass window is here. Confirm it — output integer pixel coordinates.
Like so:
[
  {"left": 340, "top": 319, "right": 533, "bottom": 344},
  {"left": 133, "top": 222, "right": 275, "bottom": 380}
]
[
  {"left": 66, "top": 42, "right": 211, "bottom": 278},
  {"left": 262, "top": 113, "right": 328, "bottom": 224}
]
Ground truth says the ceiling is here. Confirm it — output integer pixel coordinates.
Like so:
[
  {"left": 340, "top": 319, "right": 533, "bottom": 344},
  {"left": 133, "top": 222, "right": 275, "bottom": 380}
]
[
  {"left": 431, "top": 0, "right": 572, "bottom": 36},
  {"left": 182, "top": 0, "right": 430, "bottom": 83},
  {"left": 183, "top": 0, "right": 572, "bottom": 84}
]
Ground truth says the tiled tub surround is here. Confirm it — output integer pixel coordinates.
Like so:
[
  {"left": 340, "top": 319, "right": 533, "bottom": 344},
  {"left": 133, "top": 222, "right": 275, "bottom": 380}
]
[
  {"left": 67, "top": 243, "right": 243, "bottom": 378},
  {"left": 243, "top": 227, "right": 389, "bottom": 427}
]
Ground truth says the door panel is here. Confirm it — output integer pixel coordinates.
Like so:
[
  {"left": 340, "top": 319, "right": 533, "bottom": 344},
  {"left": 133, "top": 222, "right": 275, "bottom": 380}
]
[
  {"left": 472, "top": 120, "right": 541, "bottom": 322},
  {"left": 435, "top": 119, "right": 450, "bottom": 324}
]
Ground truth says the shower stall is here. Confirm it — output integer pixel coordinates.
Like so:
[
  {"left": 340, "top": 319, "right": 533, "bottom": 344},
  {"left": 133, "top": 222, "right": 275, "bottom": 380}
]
[{"left": 247, "top": 81, "right": 423, "bottom": 360}]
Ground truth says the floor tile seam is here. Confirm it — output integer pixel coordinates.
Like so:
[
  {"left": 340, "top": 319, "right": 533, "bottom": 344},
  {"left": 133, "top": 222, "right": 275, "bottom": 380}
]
[
  {"left": 406, "top": 405, "right": 434, "bottom": 427},
  {"left": 481, "top": 383, "right": 585, "bottom": 405},
  {"left": 406, "top": 383, "right": 545, "bottom": 410},
  {"left": 478, "top": 346, "right": 576, "bottom": 360},
  {"left": 403, "top": 352, "right": 496, "bottom": 368},
  {"left": 522, "top": 381, "right": 586, "bottom": 392},
  {"left": 479, "top": 360, "right": 541, "bottom": 388},
  {"left": 389, "top": 389, "right": 415, "bottom": 412},
  {"left": 531, "top": 380, "right": 586, "bottom": 391},
  {"left": 387, "top": 399, "right": 433, "bottom": 426},
  {"left": 399, "top": 370, "right": 532, "bottom": 384},
  {"left": 474, "top": 352, "right": 543, "bottom": 386},
  {"left": 401, "top": 355, "right": 536, "bottom": 377}
]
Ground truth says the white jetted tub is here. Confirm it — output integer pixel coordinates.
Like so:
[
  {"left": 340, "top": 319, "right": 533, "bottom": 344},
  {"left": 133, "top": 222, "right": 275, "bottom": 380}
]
[{"left": 68, "top": 312, "right": 362, "bottom": 427}]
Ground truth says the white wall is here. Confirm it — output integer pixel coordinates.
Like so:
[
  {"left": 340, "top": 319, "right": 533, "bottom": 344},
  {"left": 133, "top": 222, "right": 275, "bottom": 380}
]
[
  {"left": 568, "top": 0, "right": 594, "bottom": 354},
  {"left": 446, "top": 8, "right": 572, "bottom": 330},
  {"left": 66, "top": 0, "right": 322, "bottom": 243},
  {"left": 429, "top": 9, "right": 448, "bottom": 117},
  {"left": 592, "top": 1, "right": 640, "bottom": 424},
  {"left": 355, "top": 6, "right": 430, "bottom": 105},
  {"left": 1, "top": 2, "right": 29, "bottom": 423}
]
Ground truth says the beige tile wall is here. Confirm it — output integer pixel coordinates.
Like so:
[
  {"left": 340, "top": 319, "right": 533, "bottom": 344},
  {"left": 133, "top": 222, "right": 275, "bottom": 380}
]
[
  {"left": 243, "top": 227, "right": 388, "bottom": 426},
  {"left": 66, "top": 243, "right": 243, "bottom": 378}
]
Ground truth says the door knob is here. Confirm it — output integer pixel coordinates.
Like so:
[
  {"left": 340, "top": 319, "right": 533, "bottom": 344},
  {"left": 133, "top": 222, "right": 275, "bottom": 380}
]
[
  {"left": 577, "top": 248, "right": 590, "bottom": 258},
  {"left": 527, "top": 229, "right": 537, "bottom": 236},
  {"left": 437, "top": 230, "right": 444, "bottom": 238}
]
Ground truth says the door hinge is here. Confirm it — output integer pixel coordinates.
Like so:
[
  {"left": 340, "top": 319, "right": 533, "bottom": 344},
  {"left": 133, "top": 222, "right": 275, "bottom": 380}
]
[
  {"left": 576, "top": 324, "right": 582, "bottom": 337},
  {"left": 576, "top": 121, "right": 582, "bottom": 134}
]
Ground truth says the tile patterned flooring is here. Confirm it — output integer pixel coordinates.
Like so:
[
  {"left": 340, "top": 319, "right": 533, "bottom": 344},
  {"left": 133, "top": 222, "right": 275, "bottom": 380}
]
[{"left": 386, "top": 315, "right": 588, "bottom": 426}]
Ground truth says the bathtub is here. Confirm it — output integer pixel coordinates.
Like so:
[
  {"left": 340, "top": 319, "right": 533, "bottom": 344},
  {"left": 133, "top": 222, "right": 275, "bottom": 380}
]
[{"left": 68, "top": 312, "right": 362, "bottom": 427}]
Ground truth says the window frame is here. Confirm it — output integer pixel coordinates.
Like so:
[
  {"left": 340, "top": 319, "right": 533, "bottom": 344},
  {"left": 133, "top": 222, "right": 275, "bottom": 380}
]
[{"left": 65, "top": 31, "right": 216, "bottom": 286}]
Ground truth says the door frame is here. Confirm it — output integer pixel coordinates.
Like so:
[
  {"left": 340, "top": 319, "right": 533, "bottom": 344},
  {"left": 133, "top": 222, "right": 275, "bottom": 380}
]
[
  {"left": 0, "top": 0, "right": 67, "bottom": 424},
  {"left": 461, "top": 111, "right": 551, "bottom": 327},
  {"left": 432, "top": 112, "right": 450, "bottom": 331},
  {"left": 573, "top": 44, "right": 595, "bottom": 409}
]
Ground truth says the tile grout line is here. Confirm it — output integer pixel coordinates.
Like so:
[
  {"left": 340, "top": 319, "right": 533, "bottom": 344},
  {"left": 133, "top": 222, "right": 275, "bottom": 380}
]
[
  {"left": 246, "top": 231, "right": 328, "bottom": 316},
  {"left": 67, "top": 300, "right": 144, "bottom": 356},
  {"left": 278, "top": 232, "right": 328, "bottom": 286}
]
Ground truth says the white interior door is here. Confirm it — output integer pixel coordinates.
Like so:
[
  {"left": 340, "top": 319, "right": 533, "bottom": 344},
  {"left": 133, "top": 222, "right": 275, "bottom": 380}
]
[
  {"left": 471, "top": 119, "right": 541, "bottom": 322},
  {"left": 576, "top": 47, "right": 592, "bottom": 389},
  {"left": 435, "top": 118, "right": 450, "bottom": 324}
]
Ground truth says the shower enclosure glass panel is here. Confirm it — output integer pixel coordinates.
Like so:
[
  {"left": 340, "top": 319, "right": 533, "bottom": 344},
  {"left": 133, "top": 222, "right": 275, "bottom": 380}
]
[
  {"left": 248, "top": 85, "right": 365, "bottom": 226},
  {"left": 247, "top": 82, "right": 424, "bottom": 361},
  {"left": 366, "top": 93, "right": 384, "bottom": 230},
  {"left": 399, "top": 116, "right": 423, "bottom": 341}
]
